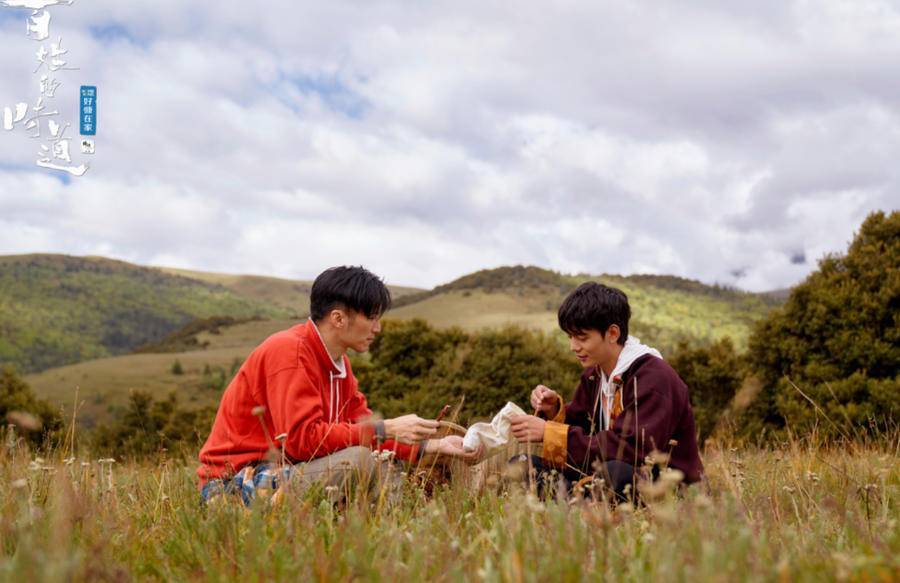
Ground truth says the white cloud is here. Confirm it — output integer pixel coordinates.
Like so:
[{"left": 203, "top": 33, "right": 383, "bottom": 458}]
[{"left": 0, "top": 1, "right": 898, "bottom": 292}]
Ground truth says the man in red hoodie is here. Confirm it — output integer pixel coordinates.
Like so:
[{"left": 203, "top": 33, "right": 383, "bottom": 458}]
[{"left": 198, "top": 266, "right": 478, "bottom": 504}]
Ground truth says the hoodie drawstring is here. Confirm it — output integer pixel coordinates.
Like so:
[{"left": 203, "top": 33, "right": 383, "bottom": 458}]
[{"left": 329, "top": 371, "right": 336, "bottom": 423}]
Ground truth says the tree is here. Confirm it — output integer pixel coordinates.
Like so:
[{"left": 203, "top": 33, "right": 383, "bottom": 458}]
[{"left": 741, "top": 211, "right": 900, "bottom": 439}]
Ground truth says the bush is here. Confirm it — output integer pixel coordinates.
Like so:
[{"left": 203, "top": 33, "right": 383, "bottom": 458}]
[
  {"left": 0, "top": 365, "right": 63, "bottom": 446},
  {"left": 355, "top": 319, "right": 581, "bottom": 424},
  {"left": 668, "top": 339, "right": 744, "bottom": 443},
  {"left": 93, "top": 390, "right": 215, "bottom": 457},
  {"left": 200, "top": 364, "right": 227, "bottom": 391},
  {"left": 740, "top": 210, "right": 900, "bottom": 439}
]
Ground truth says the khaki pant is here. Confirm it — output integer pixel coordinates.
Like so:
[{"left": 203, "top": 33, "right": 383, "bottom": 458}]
[
  {"left": 203, "top": 446, "right": 406, "bottom": 507},
  {"left": 279, "top": 446, "right": 404, "bottom": 505}
]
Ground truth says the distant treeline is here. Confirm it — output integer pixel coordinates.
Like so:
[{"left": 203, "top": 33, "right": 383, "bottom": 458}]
[{"left": 393, "top": 264, "right": 783, "bottom": 309}]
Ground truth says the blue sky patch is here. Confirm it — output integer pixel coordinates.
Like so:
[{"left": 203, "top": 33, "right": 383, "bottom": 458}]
[
  {"left": 284, "top": 73, "right": 369, "bottom": 120},
  {"left": 0, "top": 161, "right": 70, "bottom": 185},
  {"left": 89, "top": 23, "right": 145, "bottom": 47},
  {"left": 0, "top": 7, "right": 26, "bottom": 25}
]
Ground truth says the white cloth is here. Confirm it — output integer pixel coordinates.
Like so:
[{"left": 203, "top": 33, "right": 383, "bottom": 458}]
[
  {"left": 463, "top": 401, "right": 527, "bottom": 454},
  {"left": 597, "top": 336, "right": 662, "bottom": 428}
]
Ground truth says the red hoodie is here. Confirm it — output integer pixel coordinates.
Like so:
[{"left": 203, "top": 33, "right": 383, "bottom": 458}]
[{"left": 197, "top": 320, "right": 419, "bottom": 485}]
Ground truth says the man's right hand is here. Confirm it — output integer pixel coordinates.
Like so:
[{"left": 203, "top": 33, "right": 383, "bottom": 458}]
[
  {"left": 530, "top": 385, "right": 560, "bottom": 418},
  {"left": 384, "top": 414, "right": 439, "bottom": 444}
]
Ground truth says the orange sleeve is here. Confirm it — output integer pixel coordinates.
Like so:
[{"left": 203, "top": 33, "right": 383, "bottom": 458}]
[
  {"left": 345, "top": 381, "right": 420, "bottom": 462},
  {"left": 542, "top": 421, "right": 569, "bottom": 468},
  {"left": 537, "top": 394, "right": 566, "bottom": 423}
]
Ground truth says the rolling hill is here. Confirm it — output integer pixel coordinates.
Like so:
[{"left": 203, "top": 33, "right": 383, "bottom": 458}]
[
  {"left": 157, "top": 266, "right": 423, "bottom": 315},
  {"left": 0, "top": 254, "right": 294, "bottom": 374},
  {"left": 25, "top": 318, "right": 295, "bottom": 428},
  {"left": 390, "top": 266, "right": 778, "bottom": 353},
  {"left": 0, "top": 254, "right": 425, "bottom": 375},
  {"left": 19, "top": 263, "right": 783, "bottom": 427}
]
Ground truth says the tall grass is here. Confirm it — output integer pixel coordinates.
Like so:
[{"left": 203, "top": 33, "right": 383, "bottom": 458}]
[{"left": 1, "top": 427, "right": 897, "bottom": 581}]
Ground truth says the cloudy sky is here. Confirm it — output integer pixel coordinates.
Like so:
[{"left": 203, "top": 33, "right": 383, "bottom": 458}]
[{"left": 1, "top": 1, "right": 897, "bottom": 291}]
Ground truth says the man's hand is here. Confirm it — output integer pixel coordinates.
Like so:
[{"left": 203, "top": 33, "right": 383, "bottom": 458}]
[
  {"left": 510, "top": 414, "right": 546, "bottom": 443},
  {"left": 530, "top": 385, "right": 560, "bottom": 418},
  {"left": 384, "top": 414, "right": 439, "bottom": 444},
  {"left": 425, "top": 435, "right": 483, "bottom": 464}
]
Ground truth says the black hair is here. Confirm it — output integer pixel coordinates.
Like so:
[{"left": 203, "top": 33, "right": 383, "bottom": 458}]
[
  {"left": 310, "top": 266, "right": 391, "bottom": 322},
  {"left": 557, "top": 282, "right": 630, "bottom": 345}
]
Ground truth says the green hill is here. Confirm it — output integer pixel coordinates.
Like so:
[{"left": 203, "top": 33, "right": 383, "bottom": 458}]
[
  {"left": 18, "top": 262, "right": 783, "bottom": 427},
  {"left": 391, "top": 266, "right": 779, "bottom": 353},
  {"left": 157, "top": 266, "right": 423, "bottom": 315},
  {"left": 0, "top": 254, "right": 292, "bottom": 374}
]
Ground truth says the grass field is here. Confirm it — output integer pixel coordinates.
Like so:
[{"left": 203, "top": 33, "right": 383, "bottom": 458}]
[{"left": 1, "top": 434, "right": 896, "bottom": 581}]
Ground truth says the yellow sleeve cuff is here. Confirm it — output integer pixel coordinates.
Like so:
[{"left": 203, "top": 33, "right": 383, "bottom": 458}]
[{"left": 542, "top": 421, "right": 568, "bottom": 468}]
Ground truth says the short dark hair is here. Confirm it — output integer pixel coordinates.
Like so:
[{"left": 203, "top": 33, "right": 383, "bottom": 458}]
[
  {"left": 310, "top": 266, "right": 391, "bottom": 322},
  {"left": 557, "top": 282, "right": 630, "bottom": 345}
]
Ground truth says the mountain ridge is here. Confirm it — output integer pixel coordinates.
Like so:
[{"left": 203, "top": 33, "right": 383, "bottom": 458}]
[{"left": 2, "top": 254, "right": 783, "bottom": 377}]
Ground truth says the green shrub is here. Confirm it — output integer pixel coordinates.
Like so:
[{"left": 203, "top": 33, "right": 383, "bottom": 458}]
[
  {"left": 668, "top": 338, "right": 744, "bottom": 443},
  {"left": 356, "top": 319, "right": 581, "bottom": 424},
  {"left": 201, "top": 364, "right": 227, "bottom": 391},
  {"left": 741, "top": 210, "right": 900, "bottom": 439},
  {"left": 0, "top": 364, "right": 63, "bottom": 446},
  {"left": 92, "top": 390, "right": 215, "bottom": 457}
]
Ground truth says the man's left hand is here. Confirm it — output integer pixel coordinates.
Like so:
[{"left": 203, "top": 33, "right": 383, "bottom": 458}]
[
  {"left": 425, "top": 435, "right": 483, "bottom": 463},
  {"left": 510, "top": 414, "right": 545, "bottom": 443}
]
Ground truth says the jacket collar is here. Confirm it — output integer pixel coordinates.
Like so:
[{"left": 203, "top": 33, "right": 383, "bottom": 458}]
[
  {"left": 616, "top": 353, "right": 657, "bottom": 385},
  {"left": 304, "top": 319, "right": 346, "bottom": 374}
]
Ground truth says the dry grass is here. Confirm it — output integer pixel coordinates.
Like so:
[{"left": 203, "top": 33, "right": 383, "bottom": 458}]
[{"left": 1, "top": 430, "right": 897, "bottom": 582}]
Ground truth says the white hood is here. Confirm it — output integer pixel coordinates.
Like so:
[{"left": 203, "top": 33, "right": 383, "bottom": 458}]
[
  {"left": 597, "top": 336, "right": 662, "bottom": 428},
  {"left": 608, "top": 336, "right": 662, "bottom": 383}
]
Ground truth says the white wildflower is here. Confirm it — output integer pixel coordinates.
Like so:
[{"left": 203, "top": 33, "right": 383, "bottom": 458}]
[
  {"left": 659, "top": 468, "right": 685, "bottom": 485},
  {"left": 525, "top": 493, "right": 544, "bottom": 513}
]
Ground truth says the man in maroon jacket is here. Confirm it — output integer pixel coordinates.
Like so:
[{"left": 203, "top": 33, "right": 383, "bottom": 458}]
[{"left": 509, "top": 282, "right": 704, "bottom": 500}]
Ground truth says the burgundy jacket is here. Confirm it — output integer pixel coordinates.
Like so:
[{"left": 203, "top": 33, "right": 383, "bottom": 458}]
[{"left": 541, "top": 354, "right": 704, "bottom": 483}]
